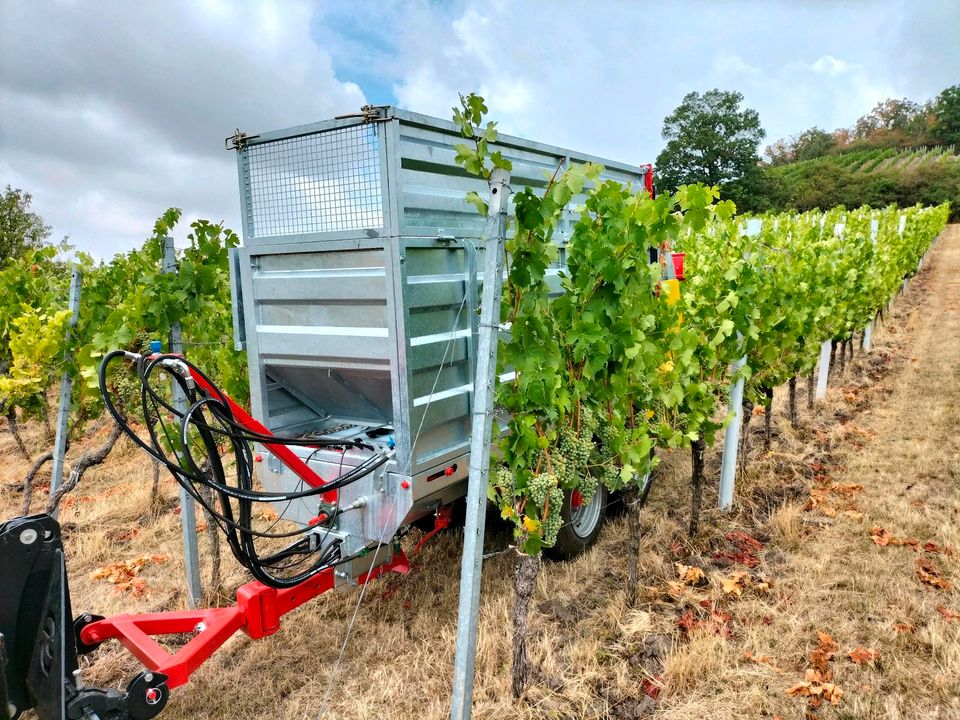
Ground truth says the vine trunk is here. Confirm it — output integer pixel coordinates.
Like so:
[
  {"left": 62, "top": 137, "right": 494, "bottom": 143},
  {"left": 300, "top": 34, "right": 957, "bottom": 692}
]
[
  {"left": 688, "top": 435, "right": 706, "bottom": 537},
  {"left": 788, "top": 376, "right": 798, "bottom": 429},
  {"left": 511, "top": 552, "right": 542, "bottom": 698},
  {"left": 763, "top": 386, "right": 774, "bottom": 451}
]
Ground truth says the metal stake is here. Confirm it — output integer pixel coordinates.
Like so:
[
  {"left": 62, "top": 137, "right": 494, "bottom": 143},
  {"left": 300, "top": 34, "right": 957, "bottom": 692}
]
[
  {"left": 450, "top": 168, "right": 510, "bottom": 720},
  {"left": 718, "top": 354, "right": 746, "bottom": 510},
  {"left": 163, "top": 237, "right": 203, "bottom": 608},
  {"left": 862, "top": 321, "right": 873, "bottom": 352},
  {"left": 49, "top": 268, "right": 82, "bottom": 513}
]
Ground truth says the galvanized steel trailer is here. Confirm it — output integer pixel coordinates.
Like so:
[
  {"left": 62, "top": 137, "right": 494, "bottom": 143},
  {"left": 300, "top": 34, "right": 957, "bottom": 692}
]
[
  {"left": 0, "top": 105, "right": 653, "bottom": 720},
  {"left": 229, "top": 105, "right": 652, "bottom": 572}
]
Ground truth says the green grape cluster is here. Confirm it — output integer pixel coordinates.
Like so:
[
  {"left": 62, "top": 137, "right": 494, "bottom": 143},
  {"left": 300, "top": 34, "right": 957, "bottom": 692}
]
[
  {"left": 495, "top": 465, "right": 514, "bottom": 494},
  {"left": 541, "top": 485, "right": 564, "bottom": 546},
  {"left": 559, "top": 424, "right": 591, "bottom": 475},
  {"left": 595, "top": 420, "right": 626, "bottom": 491},
  {"left": 579, "top": 472, "right": 599, "bottom": 505},
  {"left": 527, "top": 471, "right": 557, "bottom": 509},
  {"left": 599, "top": 463, "right": 619, "bottom": 491}
]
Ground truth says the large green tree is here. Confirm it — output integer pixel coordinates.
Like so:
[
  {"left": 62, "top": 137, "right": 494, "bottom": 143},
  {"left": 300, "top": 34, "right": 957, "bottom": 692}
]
[
  {"left": 655, "top": 90, "right": 766, "bottom": 210},
  {"left": 0, "top": 186, "right": 51, "bottom": 261},
  {"left": 930, "top": 85, "right": 960, "bottom": 146}
]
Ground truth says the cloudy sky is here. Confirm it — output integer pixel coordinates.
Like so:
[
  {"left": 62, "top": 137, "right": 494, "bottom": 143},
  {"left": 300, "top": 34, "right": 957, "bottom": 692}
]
[{"left": 1, "top": 0, "right": 958, "bottom": 257}]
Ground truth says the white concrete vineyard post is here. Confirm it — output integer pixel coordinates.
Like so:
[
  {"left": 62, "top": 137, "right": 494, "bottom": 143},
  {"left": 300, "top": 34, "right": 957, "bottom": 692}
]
[
  {"left": 717, "top": 218, "right": 761, "bottom": 511},
  {"left": 718, "top": 352, "right": 746, "bottom": 511},
  {"left": 815, "top": 222, "right": 845, "bottom": 398},
  {"left": 863, "top": 219, "right": 879, "bottom": 352},
  {"left": 815, "top": 340, "right": 832, "bottom": 400}
]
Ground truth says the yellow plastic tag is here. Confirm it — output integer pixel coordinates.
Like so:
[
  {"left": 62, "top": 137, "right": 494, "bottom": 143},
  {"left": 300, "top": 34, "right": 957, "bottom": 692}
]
[{"left": 662, "top": 279, "right": 681, "bottom": 305}]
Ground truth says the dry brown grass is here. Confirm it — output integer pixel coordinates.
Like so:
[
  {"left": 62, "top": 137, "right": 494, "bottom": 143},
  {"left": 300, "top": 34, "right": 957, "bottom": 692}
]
[{"left": 4, "top": 227, "right": 960, "bottom": 720}]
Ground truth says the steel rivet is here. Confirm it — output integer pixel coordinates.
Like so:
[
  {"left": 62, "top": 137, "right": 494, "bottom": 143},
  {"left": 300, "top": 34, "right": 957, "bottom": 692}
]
[
  {"left": 143, "top": 672, "right": 153, "bottom": 683},
  {"left": 19, "top": 528, "right": 38, "bottom": 545}
]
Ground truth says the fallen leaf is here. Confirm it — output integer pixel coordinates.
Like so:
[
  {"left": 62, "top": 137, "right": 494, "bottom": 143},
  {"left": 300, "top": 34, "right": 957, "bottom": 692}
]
[
  {"left": 675, "top": 563, "right": 706, "bottom": 586},
  {"left": 842, "top": 509, "right": 864, "bottom": 521},
  {"left": 892, "top": 622, "right": 915, "bottom": 634},
  {"left": 848, "top": 646, "right": 878, "bottom": 664},
  {"left": 676, "top": 607, "right": 732, "bottom": 637},
  {"left": 725, "top": 531, "right": 764, "bottom": 551},
  {"left": 916, "top": 557, "right": 952, "bottom": 590},
  {"left": 810, "top": 631, "right": 838, "bottom": 675},
  {"left": 869, "top": 527, "right": 896, "bottom": 546},
  {"left": 817, "top": 631, "right": 838, "bottom": 652},
  {"left": 640, "top": 675, "right": 661, "bottom": 700},
  {"left": 822, "top": 506, "right": 838, "bottom": 518},
  {"left": 113, "top": 528, "right": 141, "bottom": 543},
  {"left": 90, "top": 554, "right": 164, "bottom": 593},
  {"left": 720, "top": 572, "right": 750, "bottom": 596},
  {"left": 786, "top": 680, "right": 813, "bottom": 697},
  {"left": 257, "top": 506, "right": 278, "bottom": 522},
  {"left": 830, "top": 482, "right": 863, "bottom": 497},
  {"left": 937, "top": 606, "right": 960, "bottom": 622},
  {"left": 664, "top": 581, "right": 686, "bottom": 598}
]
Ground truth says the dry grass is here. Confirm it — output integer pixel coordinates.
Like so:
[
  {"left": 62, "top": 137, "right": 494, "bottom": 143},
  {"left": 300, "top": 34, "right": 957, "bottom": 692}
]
[{"left": 3, "top": 227, "right": 960, "bottom": 720}]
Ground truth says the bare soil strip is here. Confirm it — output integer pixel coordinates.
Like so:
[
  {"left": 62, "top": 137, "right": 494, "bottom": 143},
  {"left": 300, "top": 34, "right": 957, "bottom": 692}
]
[{"left": 2, "top": 227, "right": 958, "bottom": 720}]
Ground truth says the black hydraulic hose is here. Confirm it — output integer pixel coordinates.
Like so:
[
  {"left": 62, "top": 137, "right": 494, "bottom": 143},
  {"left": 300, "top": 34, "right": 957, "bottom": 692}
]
[{"left": 97, "top": 349, "right": 390, "bottom": 588}]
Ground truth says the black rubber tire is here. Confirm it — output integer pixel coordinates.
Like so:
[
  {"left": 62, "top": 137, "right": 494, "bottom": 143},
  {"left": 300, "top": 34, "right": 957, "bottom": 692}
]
[{"left": 545, "top": 484, "right": 608, "bottom": 561}]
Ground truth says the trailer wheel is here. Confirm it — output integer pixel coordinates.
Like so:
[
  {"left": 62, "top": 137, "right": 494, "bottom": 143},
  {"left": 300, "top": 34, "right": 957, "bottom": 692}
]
[{"left": 546, "top": 484, "right": 608, "bottom": 560}]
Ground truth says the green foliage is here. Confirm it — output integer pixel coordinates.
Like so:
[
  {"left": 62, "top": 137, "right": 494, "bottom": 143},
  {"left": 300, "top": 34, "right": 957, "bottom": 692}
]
[
  {"left": 931, "top": 85, "right": 960, "bottom": 146},
  {"left": 457, "top": 96, "right": 751, "bottom": 555},
  {"left": 0, "top": 209, "right": 247, "bottom": 438},
  {"left": 765, "top": 149, "right": 960, "bottom": 221},
  {"left": 655, "top": 89, "right": 766, "bottom": 203},
  {"left": 0, "top": 186, "right": 53, "bottom": 261},
  {"left": 853, "top": 97, "right": 928, "bottom": 143},
  {"left": 454, "top": 93, "right": 948, "bottom": 556}
]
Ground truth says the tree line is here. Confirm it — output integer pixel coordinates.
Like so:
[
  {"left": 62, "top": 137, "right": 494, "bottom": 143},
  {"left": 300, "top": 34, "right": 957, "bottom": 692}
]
[{"left": 655, "top": 85, "right": 960, "bottom": 218}]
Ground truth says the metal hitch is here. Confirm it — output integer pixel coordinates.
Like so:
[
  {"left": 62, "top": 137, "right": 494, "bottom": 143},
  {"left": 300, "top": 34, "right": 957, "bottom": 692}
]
[{"left": 0, "top": 514, "right": 169, "bottom": 720}]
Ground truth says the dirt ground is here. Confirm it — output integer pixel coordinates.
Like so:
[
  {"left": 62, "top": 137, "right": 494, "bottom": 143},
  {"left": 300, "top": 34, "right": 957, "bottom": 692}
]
[{"left": 3, "top": 226, "right": 959, "bottom": 720}]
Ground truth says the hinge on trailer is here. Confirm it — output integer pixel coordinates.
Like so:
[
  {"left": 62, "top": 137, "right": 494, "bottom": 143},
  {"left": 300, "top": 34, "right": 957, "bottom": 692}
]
[
  {"left": 335, "top": 104, "right": 391, "bottom": 124},
  {"left": 225, "top": 129, "right": 259, "bottom": 151}
]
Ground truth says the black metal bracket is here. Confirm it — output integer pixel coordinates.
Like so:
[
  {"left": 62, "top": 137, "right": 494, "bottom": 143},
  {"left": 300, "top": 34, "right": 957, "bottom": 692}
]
[{"left": 0, "top": 515, "right": 168, "bottom": 720}]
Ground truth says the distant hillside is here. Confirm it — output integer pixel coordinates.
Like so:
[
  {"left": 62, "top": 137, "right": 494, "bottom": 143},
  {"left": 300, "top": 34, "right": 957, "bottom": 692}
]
[
  {"left": 774, "top": 145, "right": 959, "bottom": 178},
  {"left": 764, "top": 145, "right": 960, "bottom": 219}
]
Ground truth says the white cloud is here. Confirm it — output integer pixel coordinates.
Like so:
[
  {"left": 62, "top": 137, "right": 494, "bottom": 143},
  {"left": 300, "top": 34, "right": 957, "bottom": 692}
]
[
  {"left": 811, "top": 55, "right": 851, "bottom": 76},
  {"left": 3, "top": 0, "right": 958, "bottom": 259},
  {"left": 0, "top": 0, "right": 366, "bottom": 257},
  {"left": 713, "top": 51, "right": 762, "bottom": 78}
]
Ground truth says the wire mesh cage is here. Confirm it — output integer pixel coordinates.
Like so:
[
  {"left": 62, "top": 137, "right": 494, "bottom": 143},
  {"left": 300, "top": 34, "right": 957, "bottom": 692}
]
[{"left": 245, "top": 124, "right": 383, "bottom": 237}]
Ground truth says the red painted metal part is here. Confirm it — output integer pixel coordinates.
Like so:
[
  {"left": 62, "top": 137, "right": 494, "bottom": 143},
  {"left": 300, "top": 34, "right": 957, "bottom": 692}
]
[
  {"left": 671, "top": 252, "right": 686, "bottom": 280},
  {"left": 80, "top": 549, "right": 409, "bottom": 689},
  {"left": 641, "top": 163, "right": 655, "bottom": 198},
  {"left": 570, "top": 489, "right": 584, "bottom": 510},
  {"left": 79, "top": 354, "right": 409, "bottom": 690},
  {"left": 413, "top": 505, "right": 454, "bottom": 555}
]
